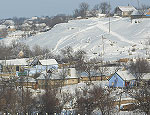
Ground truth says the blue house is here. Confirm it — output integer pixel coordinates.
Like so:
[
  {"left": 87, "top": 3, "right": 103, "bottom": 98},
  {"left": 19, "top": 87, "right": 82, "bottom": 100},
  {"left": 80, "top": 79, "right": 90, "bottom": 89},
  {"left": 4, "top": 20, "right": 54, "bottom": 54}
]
[{"left": 108, "top": 70, "right": 135, "bottom": 88}]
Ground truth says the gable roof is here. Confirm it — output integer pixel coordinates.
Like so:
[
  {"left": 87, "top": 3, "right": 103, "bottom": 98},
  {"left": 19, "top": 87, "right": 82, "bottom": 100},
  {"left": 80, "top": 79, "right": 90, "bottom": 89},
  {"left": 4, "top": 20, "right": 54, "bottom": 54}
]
[
  {"left": 116, "top": 70, "right": 135, "bottom": 81},
  {"left": 118, "top": 6, "right": 136, "bottom": 12},
  {"left": 39, "top": 59, "right": 58, "bottom": 65},
  {"left": 0, "top": 59, "right": 28, "bottom": 66}
]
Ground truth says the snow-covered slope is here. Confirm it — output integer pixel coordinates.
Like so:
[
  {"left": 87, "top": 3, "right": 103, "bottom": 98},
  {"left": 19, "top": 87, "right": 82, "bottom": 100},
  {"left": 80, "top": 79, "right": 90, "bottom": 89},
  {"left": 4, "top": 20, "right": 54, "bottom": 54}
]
[{"left": 3, "top": 17, "right": 150, "bottom": 61}]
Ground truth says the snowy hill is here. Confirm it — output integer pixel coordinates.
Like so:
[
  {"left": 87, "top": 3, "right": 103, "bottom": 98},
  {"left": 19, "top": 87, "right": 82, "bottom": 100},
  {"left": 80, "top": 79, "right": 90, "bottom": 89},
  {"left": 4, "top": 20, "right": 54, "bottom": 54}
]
[{"left": 3, "top": 17, "right": 150, "bottom": 61}]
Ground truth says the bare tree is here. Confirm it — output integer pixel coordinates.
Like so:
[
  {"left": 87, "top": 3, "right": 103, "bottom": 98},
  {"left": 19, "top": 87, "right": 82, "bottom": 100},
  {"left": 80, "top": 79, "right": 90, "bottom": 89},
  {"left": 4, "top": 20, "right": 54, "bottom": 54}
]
[
  {"left": 11, "top": 41, "right": 32, "bottom": 58},
  {"left": 0, "top": 77, "right": 35, "bottom": 115},
  {"left": 90, "top": 4, "right": 102, "bottom": 17},
  {"left": 83, "top": 58, "right": 99, "bottom": 81},
  {"left": 129, "top": 85, "right": 150, "bottom": 115},
  {"left": 100, "top": 2, "right": 111, "bottom": 14},
  {"left": 139, "top": 4, "right": 150, "bottom": 15},
  {"left": 39, "top": 88, "right": 72, "bottom": 114},
  {"left": 39, "top": 88, "right": 60, "bottom": 114},
  {"left": 97, "top": 59, "right": 108, "bottom": 81},
  {"left": 75, "top": 85, "right": 114, "bottom": 115},
  {"left": 58, "top": 67, "right": 67, "bottom": 87},
  {"left": 79, "top": 2, "right": 89, "bottom": 18},
  {"left": 75, "top": 49, "right": 86, "bottom": 69},
  {"left": 32, "top": 45, "right": 43, "bottom": 57},
  {"left": 73, "top": 2, "right": 89, "bottom": 18},
  {"left": 128, "top": 58, "right": 150, "bottom": 81},
  {"left": 75, "top": 85, "right": 95, "bottom": 115},
  {"left": 20, "top": 90, "right": 36, "bottom": 114},
  {"left": 0, "top": 42, "right": 12, "bottom": 59},
  {"left": 73, "top": 9, "right": 81, "bottom": 18},
  {"left": 61, "top": 46, "right": 74, "bottom": 65}
]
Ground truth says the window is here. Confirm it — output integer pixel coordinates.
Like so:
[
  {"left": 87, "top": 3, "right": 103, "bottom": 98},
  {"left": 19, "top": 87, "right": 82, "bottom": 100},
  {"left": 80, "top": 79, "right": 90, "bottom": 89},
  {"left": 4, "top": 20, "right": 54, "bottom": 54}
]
[{"left": 16, "top": 66, "right": 19, "bottom": 71}]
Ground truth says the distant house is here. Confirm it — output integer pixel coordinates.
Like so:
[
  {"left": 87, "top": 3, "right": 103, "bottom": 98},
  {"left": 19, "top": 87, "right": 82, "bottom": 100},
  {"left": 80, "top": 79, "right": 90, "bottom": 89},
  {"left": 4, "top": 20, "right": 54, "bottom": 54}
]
[
  {"left": 28, "top": 59, "right": 58, "bottom": 76},
  {"left": 36, "top": 59, "right": 58, "bottom": 71},
  {"left": 0, "top": 58, "right": 28, "bottom": 74},
  {"left": 108, "top": 70, "right": 135, "bottom": 88},
  {"left": 115, "top": 6, "right": 136, "bottom": 17}
]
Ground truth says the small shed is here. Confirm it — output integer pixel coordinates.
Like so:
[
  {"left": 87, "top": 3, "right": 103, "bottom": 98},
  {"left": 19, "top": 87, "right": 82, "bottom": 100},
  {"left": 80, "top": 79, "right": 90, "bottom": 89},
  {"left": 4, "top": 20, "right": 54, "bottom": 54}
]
[{"left": 108, "top": 70, "right": 135, "bottom": 88}]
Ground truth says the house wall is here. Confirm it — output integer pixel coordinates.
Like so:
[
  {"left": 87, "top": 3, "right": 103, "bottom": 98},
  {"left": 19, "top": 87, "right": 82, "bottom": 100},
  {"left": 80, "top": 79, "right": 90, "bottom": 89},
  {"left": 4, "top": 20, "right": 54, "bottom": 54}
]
[
  {"left": 37, "top": 78, "right": 79, "bottom": 89},
  {"left": 109, "top": 73, "right": 125, "bottom": 87},
  {"left": 116, "top": 8, "right": 122, "bottom": 16},
  {"left": 2, "top": 65, "right": 24, "bottom": 73},
  {"left": 81, "top": 76, "right": 110, "bottom": 82},
  {"left": 116, "top": 7, "right": 133, "bottom": 17},
  {"left": 123, "top": 11, "right": 132, "bottom": 17},
  {"left": 16, "top": 82, "right": 37, "bottom": 89},
  {"left": 64, "top": 78, "right": 79, "bottom": 85}
]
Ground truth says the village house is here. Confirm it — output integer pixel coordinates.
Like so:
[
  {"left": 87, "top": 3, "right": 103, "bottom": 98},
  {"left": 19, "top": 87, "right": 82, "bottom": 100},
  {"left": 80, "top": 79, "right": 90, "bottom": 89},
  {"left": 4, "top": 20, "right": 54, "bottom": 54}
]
[
  {"left": 0, "top": 58, "right": 28, "bottom": 74},
  {"left": 28, "top": 58, "right": 58, "bottom": 76},
  {"left": 115, "top": 6, "right": 136, "bottom": 17},
  {"left": 108, "top": 70, "right": 135, "bottom": 88}
]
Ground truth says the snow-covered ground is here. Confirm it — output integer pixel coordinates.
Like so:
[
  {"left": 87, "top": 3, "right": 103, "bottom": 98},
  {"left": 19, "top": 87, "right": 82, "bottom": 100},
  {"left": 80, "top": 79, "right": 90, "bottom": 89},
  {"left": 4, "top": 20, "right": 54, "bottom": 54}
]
[{"left": 2, "top": 17, "right": 150, "bottom": 61}]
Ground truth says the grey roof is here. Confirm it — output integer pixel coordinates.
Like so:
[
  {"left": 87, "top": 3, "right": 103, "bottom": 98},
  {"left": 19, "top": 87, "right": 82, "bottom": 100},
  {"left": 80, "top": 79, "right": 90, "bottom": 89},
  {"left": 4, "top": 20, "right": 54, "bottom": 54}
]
[
  {"left": 118, "top": 6, "right": 136, "bottom": 12},
  {"left": 0, "top": 59, "right": 28, "bottom": 66},
  {"left": 116, "top": 70, "right": 135, "bottom": 81},
  {"left": 39, "top": 59, "right": 58, "bottom": 65}
]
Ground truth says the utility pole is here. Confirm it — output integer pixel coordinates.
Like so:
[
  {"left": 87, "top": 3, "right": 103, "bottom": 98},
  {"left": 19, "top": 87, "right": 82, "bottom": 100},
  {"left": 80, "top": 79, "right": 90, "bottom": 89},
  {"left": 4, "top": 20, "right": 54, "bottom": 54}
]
[
  {"left": 109, "top": 0, "right": 111, "bottom": 33},
  {"left": 102, "top": 36, "right": 105, "bottom": 56}
]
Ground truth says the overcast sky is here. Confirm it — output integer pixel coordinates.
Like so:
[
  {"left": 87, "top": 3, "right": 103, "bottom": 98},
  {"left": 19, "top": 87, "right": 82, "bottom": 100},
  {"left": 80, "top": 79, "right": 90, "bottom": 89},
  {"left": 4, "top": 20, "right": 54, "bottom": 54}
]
[{"left": 0, "top": 0, "right": 150, "bottom": 19}]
